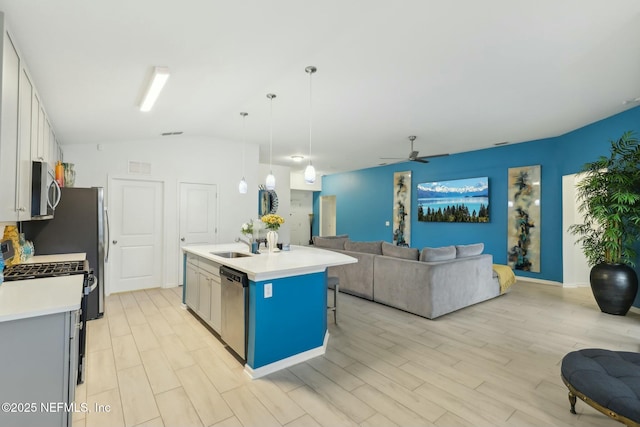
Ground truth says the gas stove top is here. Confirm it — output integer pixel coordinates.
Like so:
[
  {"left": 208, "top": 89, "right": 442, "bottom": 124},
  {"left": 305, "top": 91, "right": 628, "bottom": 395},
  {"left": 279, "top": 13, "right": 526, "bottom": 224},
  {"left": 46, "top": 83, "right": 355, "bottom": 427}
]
[{"left": 3, "top": 260, "right": 89, "bottom": 281}]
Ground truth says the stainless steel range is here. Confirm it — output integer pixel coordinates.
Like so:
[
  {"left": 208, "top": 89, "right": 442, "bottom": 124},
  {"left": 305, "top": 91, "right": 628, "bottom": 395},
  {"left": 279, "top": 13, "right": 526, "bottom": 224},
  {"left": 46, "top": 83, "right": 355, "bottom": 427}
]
[
  {"left": 3, "top": 260, "right": 95, "bottom": 384},
  {"left": 3, "top": 260, "right": 87, "bottom": 281}
]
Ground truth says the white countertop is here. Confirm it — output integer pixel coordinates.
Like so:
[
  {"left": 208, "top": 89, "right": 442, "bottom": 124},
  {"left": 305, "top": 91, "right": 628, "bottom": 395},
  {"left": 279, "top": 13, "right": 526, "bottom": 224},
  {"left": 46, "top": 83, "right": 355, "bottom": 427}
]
[
  {"left": 26, "top": 252, "right": 87, "bottom": 263},
  {"left": 182, "top": 244, "right": 356, "bottom": 281},
  {"left": 0, "top": 275, "right": 84, "bottom": 323},
  {"left": 0, "top": 253, "right": 87, "bottom": 323}
]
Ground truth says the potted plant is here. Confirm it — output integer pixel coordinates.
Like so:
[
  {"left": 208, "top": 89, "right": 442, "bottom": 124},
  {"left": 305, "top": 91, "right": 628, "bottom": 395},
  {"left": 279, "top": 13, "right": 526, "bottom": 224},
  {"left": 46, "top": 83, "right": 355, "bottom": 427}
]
[{"left": 568, "top": 130, "right": 640, "bottom": 315}]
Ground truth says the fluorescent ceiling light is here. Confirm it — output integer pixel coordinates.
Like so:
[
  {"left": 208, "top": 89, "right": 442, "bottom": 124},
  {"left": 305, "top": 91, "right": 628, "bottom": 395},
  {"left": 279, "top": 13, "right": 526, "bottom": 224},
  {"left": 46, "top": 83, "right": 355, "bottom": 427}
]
[{"left": 140, "top": 66, "right": 170, "bottom": 112}]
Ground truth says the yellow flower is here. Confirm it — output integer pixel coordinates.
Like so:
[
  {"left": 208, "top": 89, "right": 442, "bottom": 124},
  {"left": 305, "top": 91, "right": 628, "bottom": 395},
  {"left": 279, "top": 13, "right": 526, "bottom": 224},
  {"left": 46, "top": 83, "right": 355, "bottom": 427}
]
[{"left": 261, "top": 214, "right": 284, "bottom": 230}]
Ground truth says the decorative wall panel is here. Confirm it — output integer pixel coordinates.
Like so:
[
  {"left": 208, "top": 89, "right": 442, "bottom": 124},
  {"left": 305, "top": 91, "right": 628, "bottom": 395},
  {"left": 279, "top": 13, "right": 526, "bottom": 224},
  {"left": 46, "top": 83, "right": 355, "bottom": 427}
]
[
  {"left": 507, "top": 165, "right": 541, "bottom": 272},
  {"left": 393, "top": 171, "right": 411, "bottom": 246}
]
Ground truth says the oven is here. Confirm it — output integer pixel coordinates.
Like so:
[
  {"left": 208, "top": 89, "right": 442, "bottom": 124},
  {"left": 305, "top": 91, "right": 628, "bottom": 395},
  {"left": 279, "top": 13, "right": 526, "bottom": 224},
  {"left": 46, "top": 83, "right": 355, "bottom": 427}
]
[{"left": 3, "top": 260, "right": 95, "bottom": 384}]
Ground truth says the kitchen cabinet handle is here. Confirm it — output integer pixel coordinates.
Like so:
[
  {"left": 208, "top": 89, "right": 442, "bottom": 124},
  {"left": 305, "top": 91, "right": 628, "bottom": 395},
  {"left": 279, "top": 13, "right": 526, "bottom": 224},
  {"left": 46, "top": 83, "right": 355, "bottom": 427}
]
[
  {"left": 181, "top": 237, "right": 185, "bottom": 242},
  {"left": 47, "top": 170, "right": 62, "bottom": 210},
  {"left": 112, "top": 240, "right": 118, "bottom": 245}
]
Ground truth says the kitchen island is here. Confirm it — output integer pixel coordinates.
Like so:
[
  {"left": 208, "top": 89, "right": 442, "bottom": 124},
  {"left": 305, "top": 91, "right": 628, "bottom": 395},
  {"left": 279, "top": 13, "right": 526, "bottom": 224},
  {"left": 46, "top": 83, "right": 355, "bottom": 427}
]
[{"left": 181, "top": 244, "right": 356, "bottom": 379}]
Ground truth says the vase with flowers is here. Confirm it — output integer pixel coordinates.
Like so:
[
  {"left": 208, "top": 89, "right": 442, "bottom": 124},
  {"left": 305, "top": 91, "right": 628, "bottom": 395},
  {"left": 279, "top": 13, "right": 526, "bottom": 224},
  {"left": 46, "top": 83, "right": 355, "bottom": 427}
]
[
  {"left": 241, "top": 219, "right": 259, "bottom": 253},
  {"left": 261, "top": 214, "right": 284, "bottom": 252}
]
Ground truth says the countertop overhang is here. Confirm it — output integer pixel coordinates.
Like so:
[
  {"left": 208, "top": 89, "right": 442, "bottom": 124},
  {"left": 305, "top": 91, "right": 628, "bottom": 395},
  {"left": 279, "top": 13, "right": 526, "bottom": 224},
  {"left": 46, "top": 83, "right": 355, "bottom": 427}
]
[
  {"left": 0, "top": 253, "right": 87, "bottom": 323},
  {"left": 182, "top": 244, "right": 356, "bottom": 281}
]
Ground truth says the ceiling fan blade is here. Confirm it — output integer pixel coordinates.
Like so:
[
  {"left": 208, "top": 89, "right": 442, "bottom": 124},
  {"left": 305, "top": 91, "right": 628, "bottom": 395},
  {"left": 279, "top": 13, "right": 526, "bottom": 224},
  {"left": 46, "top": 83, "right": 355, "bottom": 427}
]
[
  {"left": 411, "top": 158, "right": 429, "bottom": 164},
  {"left": 381, "top": 136, "right": 447, "bottom": 165},
  {"left": 416, "top": 153, "right": 449, "bottom": 161}
]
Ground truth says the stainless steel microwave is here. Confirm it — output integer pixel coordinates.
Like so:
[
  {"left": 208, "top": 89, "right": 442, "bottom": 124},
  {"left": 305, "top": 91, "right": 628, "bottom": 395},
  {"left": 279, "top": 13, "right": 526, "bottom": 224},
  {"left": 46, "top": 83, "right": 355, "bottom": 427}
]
[{"left": 31, "top": 160, "right": 61, "bottom": 219}]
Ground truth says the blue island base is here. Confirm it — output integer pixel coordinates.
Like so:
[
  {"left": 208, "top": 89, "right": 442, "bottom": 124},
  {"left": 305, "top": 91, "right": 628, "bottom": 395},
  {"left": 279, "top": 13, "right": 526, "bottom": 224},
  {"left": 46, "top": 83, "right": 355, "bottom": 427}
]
[{"left": 245, "top": 270, "right": 328, "bottom": 378}]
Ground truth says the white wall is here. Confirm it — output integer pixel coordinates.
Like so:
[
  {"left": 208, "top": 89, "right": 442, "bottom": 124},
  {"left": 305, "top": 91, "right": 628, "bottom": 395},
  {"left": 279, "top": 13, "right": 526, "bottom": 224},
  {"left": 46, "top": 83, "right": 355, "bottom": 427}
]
[
  {"left": 290, "top": 170, "right": 322, "bottom": 191},
  {"left": 63, "top": 136, "right": 261, "bottom": 287}
]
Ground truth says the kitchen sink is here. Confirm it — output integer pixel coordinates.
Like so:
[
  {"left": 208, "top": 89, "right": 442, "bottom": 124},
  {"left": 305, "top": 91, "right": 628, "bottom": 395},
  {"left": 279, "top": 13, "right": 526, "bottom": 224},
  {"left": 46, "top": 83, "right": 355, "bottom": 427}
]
[{"left": 210, "top": 251, "right": 252, "bottom": 258}]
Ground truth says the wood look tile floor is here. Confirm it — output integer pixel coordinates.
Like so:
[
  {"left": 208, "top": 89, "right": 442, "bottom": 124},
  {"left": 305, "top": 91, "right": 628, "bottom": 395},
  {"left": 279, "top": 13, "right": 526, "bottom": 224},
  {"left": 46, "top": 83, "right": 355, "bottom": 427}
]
[{"left": 72, "top": 281, "right": 640, "bottom": 427}]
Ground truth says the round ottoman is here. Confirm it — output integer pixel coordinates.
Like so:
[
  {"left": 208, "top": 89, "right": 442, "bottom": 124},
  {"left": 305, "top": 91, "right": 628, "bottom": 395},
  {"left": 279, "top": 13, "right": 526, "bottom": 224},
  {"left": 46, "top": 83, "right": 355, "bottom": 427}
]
[{"left": 561, "top": 348, "right": 640, "bottom": 426}]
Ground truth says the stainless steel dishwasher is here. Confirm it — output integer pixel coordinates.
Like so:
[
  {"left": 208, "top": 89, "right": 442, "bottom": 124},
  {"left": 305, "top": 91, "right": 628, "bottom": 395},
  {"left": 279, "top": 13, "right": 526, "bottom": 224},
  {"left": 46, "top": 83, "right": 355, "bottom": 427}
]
[{"left": 220, "top": 266, "right": 249, "bottom": 360}]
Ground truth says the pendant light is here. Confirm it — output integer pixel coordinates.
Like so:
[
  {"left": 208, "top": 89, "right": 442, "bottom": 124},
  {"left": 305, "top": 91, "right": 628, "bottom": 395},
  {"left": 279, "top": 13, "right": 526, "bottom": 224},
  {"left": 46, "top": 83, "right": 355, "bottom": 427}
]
[
  {"left": 238, "top": 112, "right": 248, "bottom": 194},
  {"left": 265, "top": 93, "right": 276, "bottom": 190},
  {"left": 304, "top": 66, "right": 317, "bottom": 184}
]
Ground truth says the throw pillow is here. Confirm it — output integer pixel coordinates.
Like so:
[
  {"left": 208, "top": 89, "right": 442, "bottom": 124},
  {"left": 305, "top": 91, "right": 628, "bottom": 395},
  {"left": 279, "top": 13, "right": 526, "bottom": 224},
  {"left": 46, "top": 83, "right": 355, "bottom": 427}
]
[
  {"left": 456, "top": 243, "right": 484, "bottom": 258},
  {"left": 420, "top": 246, "right": 456, "bottom": 262},
  {"left": 381, "top": 242, "right": 419, "bottom": 260},
  {"left": 313, "top": 236, "right": 349, "bottom": 250},
  {"left": 344, "top": 240, "right": 383, "bottom": 255}
]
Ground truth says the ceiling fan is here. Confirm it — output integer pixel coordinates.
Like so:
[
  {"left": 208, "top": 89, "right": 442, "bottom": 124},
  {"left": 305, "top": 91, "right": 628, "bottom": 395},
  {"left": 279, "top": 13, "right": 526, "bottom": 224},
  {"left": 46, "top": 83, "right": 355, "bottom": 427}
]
[{"left": 380, "top": 135, "right": 449, "bottom": 164}]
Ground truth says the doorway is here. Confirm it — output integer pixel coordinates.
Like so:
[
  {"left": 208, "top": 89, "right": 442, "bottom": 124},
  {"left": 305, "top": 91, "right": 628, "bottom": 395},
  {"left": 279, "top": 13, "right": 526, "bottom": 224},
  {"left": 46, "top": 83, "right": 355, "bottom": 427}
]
[
  {"left": 109, "top": 178, "right": 164, "bottom": 293},
  {"left": 178, "top": 182, "right": 218, "bottom": 284},
  {"left": 290, "top": 190, "right": 313, "bottom": 245},
  {"left": 562, "top": 173, "right": 590, "bottom": 287},
  {"left": 320, "top": 195, "right": 336, "bottom": 237}
]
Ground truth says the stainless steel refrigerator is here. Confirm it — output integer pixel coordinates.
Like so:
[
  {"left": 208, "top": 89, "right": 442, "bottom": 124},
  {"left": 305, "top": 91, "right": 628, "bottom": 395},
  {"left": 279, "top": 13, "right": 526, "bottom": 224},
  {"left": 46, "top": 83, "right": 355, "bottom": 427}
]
[{"left": 22, "top": 187, "right": 108, "bottom": 320}]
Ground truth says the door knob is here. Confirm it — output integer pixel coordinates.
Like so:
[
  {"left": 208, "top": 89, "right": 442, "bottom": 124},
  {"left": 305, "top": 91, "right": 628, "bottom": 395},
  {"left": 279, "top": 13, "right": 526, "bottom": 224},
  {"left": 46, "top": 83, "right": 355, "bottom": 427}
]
[
  {"left": 181, "top": 237, "right": 185, "bottom": 241},
  {"left": 112, "top": 240, "right": 118, "bottom": 245}
]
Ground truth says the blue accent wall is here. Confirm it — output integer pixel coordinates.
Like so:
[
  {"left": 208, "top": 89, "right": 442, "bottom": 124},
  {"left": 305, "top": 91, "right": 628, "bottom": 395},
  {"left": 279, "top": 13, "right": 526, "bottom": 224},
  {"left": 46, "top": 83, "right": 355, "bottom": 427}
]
[
  {"left": 319, "top": 107, "right": 640, "bottom": 292},
  {"left": 247, "top": 271, "right": 327, "bottom": 369}
]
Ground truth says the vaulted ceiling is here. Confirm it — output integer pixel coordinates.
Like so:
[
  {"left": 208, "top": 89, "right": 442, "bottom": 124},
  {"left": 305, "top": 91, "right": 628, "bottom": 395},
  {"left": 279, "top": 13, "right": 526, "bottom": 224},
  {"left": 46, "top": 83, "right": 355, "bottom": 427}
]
[{"left": 1, "top": 0, "right": 639, "bottom": 176}]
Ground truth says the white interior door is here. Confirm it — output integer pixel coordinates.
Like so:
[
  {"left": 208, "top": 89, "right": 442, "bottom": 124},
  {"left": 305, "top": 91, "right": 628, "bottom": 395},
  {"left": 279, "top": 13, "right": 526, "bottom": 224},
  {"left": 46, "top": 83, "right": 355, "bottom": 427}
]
[
  {"left": 178, "top": 182, "right": 217, "bottom": 284},
  {"left": 110, "top": 178, "right": 164, "bottom": 293},
  {"left": 320, "top": 195, "right": 337, "bottom": 237},
  {"left": 290, "top": 190, "right": 313, "bottom": 245},
  {"left": 562, "top": 173, "right": 590, "bottom": 287}
]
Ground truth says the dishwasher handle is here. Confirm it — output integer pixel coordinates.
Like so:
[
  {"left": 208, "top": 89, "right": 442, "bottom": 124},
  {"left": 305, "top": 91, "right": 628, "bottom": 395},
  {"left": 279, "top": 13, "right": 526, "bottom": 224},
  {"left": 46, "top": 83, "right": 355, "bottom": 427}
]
[{"left": 220, "top": 266, "right": 249, "bottom": 287}]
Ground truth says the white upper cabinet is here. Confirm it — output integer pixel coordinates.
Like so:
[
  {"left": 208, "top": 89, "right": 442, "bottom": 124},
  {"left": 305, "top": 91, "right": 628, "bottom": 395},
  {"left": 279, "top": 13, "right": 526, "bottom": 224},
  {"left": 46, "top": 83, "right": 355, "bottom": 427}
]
[
  {"left": 48, "top": 122, "right": 57, "bottom": 167},
  {"left": 43, "top": 115, "right": 50, "bottom": 165},
  {"left": 17, "top": 67, "right": 34, "bottom": 220},
  {"left": 0, "top": 12, "right": 59, "bottom": 221},
  {"left": 0, "top": 20, "right": 22, "bottom": 222}
]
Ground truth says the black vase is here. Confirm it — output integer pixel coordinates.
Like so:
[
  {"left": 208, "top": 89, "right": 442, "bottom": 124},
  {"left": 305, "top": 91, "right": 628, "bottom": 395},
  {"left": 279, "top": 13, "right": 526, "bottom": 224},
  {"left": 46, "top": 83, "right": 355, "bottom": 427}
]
[{"left": 590, "top": 263, "right": 639, "bottom": 315}]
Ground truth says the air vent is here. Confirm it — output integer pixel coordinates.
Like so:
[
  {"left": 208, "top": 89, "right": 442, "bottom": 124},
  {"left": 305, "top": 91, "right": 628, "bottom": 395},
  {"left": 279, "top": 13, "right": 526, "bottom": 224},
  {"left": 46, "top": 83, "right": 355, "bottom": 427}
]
[
  {"left": 161, "top": 131, "right": 183, "bottom": 136},
  {"left": 128, "top": 161, "right": 152, "bottom": 175}
]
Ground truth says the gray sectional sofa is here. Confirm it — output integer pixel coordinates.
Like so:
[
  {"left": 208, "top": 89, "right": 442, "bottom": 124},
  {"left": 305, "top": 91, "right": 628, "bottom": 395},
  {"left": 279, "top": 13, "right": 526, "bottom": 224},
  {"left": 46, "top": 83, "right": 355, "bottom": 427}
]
[{"left": 313, "top": 235, "right": 503, "bottom": 319}]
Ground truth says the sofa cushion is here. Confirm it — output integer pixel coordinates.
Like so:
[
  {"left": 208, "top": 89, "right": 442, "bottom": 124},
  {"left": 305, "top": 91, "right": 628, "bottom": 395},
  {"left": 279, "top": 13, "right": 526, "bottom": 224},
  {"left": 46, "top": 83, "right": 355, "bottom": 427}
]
[
  {"left": 420, "top": 246, "right": 456, "bottom": 262},
  {"left": 317, "top": 234, "right": 349, "bottom": 239},
  {"left": 381, "top": 242, "right": 419, "bottom": 260},
  {"left": 345, "top": 240, "right": 383, "bottom": 255},
  {"left": 328, "top": 250, "right": 375, "bottom": 300},
  {"left": 456, "top": 243, "right": 484, "bottom": 258},
  {"left": 313, "top": 235, "right": 349, "bottom": 250}
]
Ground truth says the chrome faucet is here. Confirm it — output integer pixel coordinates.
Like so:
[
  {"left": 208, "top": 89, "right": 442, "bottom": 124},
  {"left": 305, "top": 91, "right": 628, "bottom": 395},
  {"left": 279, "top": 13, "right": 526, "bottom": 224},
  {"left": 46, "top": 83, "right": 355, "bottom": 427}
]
[{"left": 235, "top": 237, "right": 251, "bottom": 250}]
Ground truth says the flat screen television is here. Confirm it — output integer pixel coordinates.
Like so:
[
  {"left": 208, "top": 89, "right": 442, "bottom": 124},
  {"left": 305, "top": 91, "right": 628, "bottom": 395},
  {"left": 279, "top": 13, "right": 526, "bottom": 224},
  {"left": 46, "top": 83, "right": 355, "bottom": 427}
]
[{"left": 417, "top": 176, "right": 489, "bottom": 223}]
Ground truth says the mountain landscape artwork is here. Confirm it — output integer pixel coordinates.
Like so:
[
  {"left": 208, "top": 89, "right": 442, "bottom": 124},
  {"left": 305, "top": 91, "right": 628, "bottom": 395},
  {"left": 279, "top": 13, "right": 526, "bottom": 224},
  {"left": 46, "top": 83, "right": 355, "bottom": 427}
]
[{"left": 417, "top": 177, "right": 490, "bottom": 223}]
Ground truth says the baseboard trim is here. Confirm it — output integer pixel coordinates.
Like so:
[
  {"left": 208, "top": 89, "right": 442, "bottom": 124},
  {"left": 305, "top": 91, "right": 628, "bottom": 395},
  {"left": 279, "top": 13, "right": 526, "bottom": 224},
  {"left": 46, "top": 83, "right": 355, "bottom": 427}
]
[
  {"left": 516, "top": 277, "right": 564, "bottom": 287},
  {"left": 561, "top": 282, "right": 591, "bottom": 289},
  {"left": 244, "top": 331, "right": 329, "bottom": 380}
]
